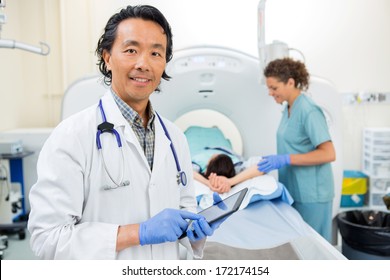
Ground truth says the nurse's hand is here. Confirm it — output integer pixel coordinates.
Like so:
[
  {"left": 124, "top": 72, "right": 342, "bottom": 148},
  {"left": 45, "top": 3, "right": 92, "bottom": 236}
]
[
  {"left": 257, "top": 154, "right": 291, "bottom": 173},
  {"left": 139, "top": 209, "right": 203, "bottom": 245},
  {"left": 187, "top": 193, "right": 228, "bottom": 242}
]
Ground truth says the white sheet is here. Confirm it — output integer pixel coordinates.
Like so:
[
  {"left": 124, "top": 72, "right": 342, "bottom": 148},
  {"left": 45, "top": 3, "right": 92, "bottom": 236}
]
[
  {"left": 195, "top": 175, "right": 294, "bottom": 210},
  {"left": 206, "top": 200, "right": 346, "bottom": 259},
  {"left": 193, "top": 171, "right": 345, "bottom": 259}
]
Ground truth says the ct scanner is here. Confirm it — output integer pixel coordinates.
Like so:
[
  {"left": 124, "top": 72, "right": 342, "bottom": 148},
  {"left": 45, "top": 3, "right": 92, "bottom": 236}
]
[{"left": 1, "top": 45, "right": 345, "bottom": 259}]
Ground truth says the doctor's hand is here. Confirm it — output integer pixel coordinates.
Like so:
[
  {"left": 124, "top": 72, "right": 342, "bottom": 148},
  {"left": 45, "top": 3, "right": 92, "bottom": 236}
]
[
  {"left": 139, "top": 209, "right": 203, "bottom": 245},
  {"left": 257, "top": 154, "right": 291, "bottom": 173},
  {"left": 187, "top": 193, "right": 227, "bottom": 242}
]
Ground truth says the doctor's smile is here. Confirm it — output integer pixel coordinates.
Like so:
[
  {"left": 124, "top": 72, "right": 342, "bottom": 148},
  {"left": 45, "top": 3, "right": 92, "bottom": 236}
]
[
  {"left": 130, "top": 77, "right": 151, "bottom": 83},
  {"left": 129, "top": 75, "right": 154, "bottom": 87}
]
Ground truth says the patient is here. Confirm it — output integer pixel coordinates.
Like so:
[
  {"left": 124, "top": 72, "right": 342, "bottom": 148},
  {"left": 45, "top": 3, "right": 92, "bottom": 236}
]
[
  {"left": 194, "top": 153, "right": 263, "bottom": 194},
  {"left": 186, "top": 125, "right": 264, "bottom": 193},
  {"left": 193, "top": 154, "right": 235, "bottom": 188}
]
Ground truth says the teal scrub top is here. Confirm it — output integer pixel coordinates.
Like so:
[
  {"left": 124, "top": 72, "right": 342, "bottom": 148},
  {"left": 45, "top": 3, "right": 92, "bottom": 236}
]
[{"left": 277, "top": 94, "right": 334, "bottom": 203}]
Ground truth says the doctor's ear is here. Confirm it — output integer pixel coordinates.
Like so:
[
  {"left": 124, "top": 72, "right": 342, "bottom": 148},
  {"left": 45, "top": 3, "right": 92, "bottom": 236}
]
[{"left": 102, "top": 50, "right": 112, "bottom": 71}]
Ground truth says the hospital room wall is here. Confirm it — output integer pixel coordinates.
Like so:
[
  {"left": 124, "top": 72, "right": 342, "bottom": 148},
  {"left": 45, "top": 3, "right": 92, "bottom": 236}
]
[
  {"left": 0, "top": 0, "right": 63, "bottom": 129},
  {"left": 0, "top": 0, "right": 390, "bottom": 171}
]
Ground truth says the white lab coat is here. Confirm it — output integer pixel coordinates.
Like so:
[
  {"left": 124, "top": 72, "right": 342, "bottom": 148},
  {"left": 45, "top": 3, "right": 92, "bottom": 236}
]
[{"left": 28, "top": 91, "right": 199, "bottom": 260}]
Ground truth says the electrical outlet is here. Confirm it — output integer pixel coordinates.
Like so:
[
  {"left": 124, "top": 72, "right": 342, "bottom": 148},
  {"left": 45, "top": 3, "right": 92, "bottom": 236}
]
[{"left": 378, "top": 93, "right": 387, "bottom": 102}]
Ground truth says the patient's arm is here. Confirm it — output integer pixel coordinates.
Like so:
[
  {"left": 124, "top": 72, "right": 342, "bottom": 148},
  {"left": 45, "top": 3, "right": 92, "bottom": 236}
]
[
  {"left": 209, "top": 165, "right": 264, "bottom": 193},
  {"left": 193, "top": 171, "right": 211, "bottom": 187},
  {"left": 229, "top": 165, "right": 263, "bottom": 186}
]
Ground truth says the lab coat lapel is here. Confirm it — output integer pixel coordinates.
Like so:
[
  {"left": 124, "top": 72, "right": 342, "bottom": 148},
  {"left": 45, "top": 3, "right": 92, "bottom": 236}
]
[{"left": 152, "top": 115, "right": 171, "bottom": 173}]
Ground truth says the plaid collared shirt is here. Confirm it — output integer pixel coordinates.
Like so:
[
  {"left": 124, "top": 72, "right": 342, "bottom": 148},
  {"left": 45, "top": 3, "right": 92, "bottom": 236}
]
[{"left": 111, "top": 90, "right": 155, "bottom": 170}]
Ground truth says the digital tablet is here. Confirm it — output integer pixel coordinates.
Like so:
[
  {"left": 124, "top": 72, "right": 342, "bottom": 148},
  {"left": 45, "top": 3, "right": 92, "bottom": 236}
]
[{"left": 180, "top": 187, "right": 248, "bottom": 239}]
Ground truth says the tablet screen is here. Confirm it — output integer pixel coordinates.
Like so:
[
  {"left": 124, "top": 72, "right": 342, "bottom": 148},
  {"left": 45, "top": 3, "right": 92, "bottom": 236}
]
[{"left": 199, "top": 187, "right": 248, "bottom": 225}]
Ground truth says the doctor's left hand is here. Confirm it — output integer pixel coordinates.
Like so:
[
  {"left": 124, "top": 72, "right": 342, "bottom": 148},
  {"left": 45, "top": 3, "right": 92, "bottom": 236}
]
[
  {"left": 139, "top": 209, "right": 203, "bottom": 245},
  {"left": 187, "top": 193, "right": 227, "bottom": 242}
]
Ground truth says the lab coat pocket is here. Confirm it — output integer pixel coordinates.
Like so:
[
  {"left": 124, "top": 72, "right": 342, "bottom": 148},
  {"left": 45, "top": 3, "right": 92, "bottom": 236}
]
[{"left": 152, "top": 169, "right": 181, "bottom": 211}]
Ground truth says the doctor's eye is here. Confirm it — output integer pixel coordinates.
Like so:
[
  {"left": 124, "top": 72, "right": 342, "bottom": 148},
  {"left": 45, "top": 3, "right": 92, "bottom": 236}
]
[
  {"left": 152, "top": 51, "right": 163, "bottom": 58},
  {"left": 125, "top": 49, "right": 137, "bottom": 54}
]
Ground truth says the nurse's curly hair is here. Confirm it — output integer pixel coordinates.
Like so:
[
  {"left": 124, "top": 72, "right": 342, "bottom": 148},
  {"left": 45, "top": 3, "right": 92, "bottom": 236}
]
[
  {"left": 263, "top": 58, "right": 309, "bottom": 91},
  {"left": 95, "top": 5, "right": 173, "bottom": 87}
]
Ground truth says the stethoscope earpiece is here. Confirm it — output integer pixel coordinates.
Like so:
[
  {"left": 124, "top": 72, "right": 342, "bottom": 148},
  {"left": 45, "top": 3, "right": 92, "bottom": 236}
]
[{"left": 121, "top": 180, "right": 130, "bottom": 187}]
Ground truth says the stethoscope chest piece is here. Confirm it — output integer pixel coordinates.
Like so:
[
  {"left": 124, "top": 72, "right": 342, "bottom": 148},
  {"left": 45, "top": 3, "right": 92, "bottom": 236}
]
[{"left": 178, "top": 171, "right": 187, "bottom": 187}]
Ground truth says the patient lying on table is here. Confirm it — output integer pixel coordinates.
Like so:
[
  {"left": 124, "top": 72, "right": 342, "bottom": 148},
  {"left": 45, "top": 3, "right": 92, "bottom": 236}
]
[
  {"left": 185, "top": 126, "right": 293, "bottom": 210},
  {"left": 193, "top": 150, "right": 264, "bottom": 194}
]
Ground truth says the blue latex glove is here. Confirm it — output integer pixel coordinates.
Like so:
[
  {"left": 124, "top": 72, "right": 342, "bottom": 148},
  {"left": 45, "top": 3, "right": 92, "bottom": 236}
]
[
  {"left": 139, "top": 208, "right": 203, "bottom": 245},
  {"left": 257, "top": 154, "right": 291, "bottom": 173},
  {"left": 186, "top": 218, "right": 212, "bottom": 242},
  {"left": 187, "top": 193, "right": 229, "bottom": 242}
]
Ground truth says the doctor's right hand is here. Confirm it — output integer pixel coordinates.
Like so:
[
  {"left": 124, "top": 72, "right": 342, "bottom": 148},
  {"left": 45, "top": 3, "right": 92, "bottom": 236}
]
[{"left": 139, "top": 209, "right": 203, "bottom": 246}]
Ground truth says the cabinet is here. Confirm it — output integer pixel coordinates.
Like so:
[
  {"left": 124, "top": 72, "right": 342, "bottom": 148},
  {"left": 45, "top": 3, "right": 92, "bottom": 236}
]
[{"left": 362, "top": 127, "right": 390, "bottom": 208}]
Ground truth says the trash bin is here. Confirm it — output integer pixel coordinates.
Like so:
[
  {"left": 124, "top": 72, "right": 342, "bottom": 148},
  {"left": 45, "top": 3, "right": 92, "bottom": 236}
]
[{"left": 337, "top": 210, "right": 390, "bottom": 260}]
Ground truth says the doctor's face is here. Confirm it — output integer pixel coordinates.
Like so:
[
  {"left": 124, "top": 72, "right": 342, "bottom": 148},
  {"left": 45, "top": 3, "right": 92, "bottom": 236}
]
[{"left": 103, "top": 18, "right": 167, "bottom": 108}]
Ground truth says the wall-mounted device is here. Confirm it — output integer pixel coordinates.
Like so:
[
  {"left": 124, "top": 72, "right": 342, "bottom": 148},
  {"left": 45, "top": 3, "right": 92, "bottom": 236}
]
[
  {"left": 0, "top": 139, "right": 23, "bottom": 154},
  {"left": 0, "top": 0, "right": 50, "bottom": 55}
]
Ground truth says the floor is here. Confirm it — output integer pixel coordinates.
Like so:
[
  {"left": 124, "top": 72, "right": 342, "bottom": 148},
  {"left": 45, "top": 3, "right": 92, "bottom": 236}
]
[
  {"left": 1, "top": 229, "right": 38, "bottom": 260},
  {"left": 1, "top": 225, "right": 345, "bottom": 260}
]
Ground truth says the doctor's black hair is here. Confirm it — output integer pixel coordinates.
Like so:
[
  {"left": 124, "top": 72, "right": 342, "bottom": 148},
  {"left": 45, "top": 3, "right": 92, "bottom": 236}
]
[
  {"left": 263, "top": 57, "right": 309, "bottom": 91},
  {"left": 95, "top": 5, "right": 173, "bottom": 87}
]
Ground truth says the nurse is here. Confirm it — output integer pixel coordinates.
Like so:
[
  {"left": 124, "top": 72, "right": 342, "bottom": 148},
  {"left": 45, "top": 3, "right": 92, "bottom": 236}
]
[
  {"left": 28, "top": 5, "right": 218, "bottom": 260},
  {"left": 257, "top": 58, "right": 336, "bottom": 242}
]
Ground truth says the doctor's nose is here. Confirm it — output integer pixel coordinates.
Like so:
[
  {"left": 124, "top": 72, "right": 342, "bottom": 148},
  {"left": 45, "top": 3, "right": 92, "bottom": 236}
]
[{"left": 134, "top": 54, "right": 151, "bottom": 71}]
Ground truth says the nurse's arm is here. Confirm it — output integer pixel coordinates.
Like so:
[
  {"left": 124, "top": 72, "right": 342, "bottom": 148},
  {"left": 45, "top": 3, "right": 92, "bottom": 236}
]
[
  {"left": 290, "top": 141, "right": 336, "bottom": 165},
  {"left": 116, "top": 224, "right": 140, "bottom": 251}
]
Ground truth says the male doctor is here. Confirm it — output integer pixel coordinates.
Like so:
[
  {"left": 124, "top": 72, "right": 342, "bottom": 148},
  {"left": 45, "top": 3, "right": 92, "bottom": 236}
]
[{"left": 28, "top": 5, "right": 218, "bottom": 260}]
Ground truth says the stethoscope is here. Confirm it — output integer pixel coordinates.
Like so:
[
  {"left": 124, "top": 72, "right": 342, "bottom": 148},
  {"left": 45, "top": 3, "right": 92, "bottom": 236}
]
[{"left": 96, "top": 99, "right": 187, "bottom": 188}]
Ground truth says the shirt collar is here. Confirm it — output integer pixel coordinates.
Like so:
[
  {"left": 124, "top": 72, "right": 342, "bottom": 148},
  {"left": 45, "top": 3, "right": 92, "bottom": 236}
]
[{"left": 110, "top": 89, "right": 155, "bottom": 127}]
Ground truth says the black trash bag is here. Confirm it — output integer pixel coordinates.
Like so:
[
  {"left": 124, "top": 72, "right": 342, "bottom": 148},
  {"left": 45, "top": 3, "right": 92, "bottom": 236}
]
[
  {"left": 383, "top": 194, "right": 390, "bottom": 210},
  {"left": 337, "top": 210, "right": 390, "bottom": 257}
]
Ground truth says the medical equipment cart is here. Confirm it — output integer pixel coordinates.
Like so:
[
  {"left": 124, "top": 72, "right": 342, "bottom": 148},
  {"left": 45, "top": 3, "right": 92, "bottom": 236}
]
[{"left": 0, "top": 151, "right": 34, "bottom": 240}]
